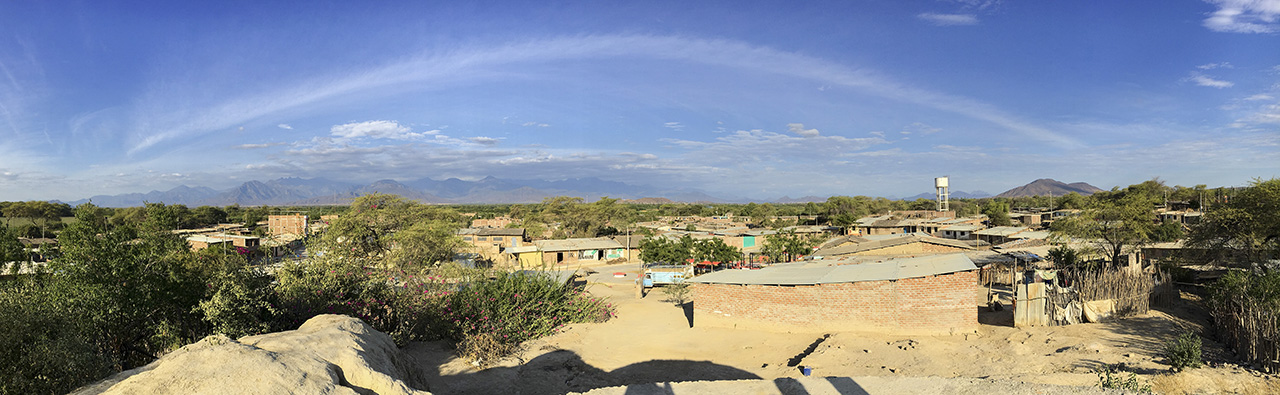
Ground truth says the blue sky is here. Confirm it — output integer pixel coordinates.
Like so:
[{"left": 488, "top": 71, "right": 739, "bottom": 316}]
[{"left": 1, "top": 0, "right": 1278, "bottom": 201}]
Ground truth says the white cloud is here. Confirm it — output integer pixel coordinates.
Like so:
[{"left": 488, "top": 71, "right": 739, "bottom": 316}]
[
  {"left": 1197, "top": 62, "right": 1234, "bottom": 70},
  {"left": 902, "top": 122, "right": 943, "bottom": 135},
  {"left": 1244, "top": 93, "right": 1274, "bottom": 101},
  {"left": 663, "top": 127, "right": 888, "bottom": 166},
  {"left": 233, "top": 142, "right": 286, "bottom": 149},
  {"left": 787, "top": 123, "right": 820, "bottom": 137},
  {"left": 1188, "top": 73, "right": 1235, "bottom": 88},
  {"left": 952, "top": 0, "right": 1002, "bottom": 10},
  {"left": 917, "top": 13, "right": 979, "bottom": 26},
  {"left": 521, "top": 121, "right": 550, "bottom": 127},
  {"left": 1241, "top": 103, "right": 1280, "bottom": 124},
  {"left": 277, "top": 123, "right": 293, "bottom": 130},
  {"left": 1203, "top": 0, "right": 1280, "bottom": 33},
  {"left": 663, "top": 122, "right": 684, "bottom": 131},
  {"left": 330, "top": 120, "right": 435, "bottom": 140},
  {"left": 869, "top": 131, "right": 886, "bottom": 138},
  {"left": 469, "top": 137, "right": 501, "bottom": 146}
]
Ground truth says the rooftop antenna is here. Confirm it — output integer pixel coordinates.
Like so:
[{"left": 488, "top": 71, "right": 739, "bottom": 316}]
[{"left": 935, "top": 176, "right": 950, "bottom": 212}]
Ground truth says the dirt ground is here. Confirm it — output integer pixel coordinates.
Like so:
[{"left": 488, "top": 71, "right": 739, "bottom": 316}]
[{"left": 407, "top": 263, "right": 1279, "bottom": 394}]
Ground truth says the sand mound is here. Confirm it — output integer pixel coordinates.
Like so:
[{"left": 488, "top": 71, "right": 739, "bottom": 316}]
[{"left": 73, "top": 315, "right": 430, "bottom": 395}]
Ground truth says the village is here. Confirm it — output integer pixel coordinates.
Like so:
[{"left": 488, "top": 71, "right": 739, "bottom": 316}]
[{"left": 2, "top": 177, "right": 1249, "bottom": 391}]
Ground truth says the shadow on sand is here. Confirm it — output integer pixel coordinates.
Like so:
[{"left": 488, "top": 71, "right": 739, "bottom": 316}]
[{"left": 411, "top": 346, "right": 870, "bottom": 395}]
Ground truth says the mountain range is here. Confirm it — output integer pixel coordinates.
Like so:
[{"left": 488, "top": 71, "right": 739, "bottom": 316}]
[
  {"left": 66, "top": 177, "right": 740, "bottom": 207},
  {"left": 899, "top": 190, "right": 993, "bottom": 201},
  {"left": 994, "top": 178, "right": 1103, "bottom": 198},
  {"left": 61, "top": 177, "right": 1104, "bottom": 207}
]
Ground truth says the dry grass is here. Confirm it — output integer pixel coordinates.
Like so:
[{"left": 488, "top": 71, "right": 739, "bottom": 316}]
[
  {"left": 1150, "top": 371, "right": 1280, "bottom": 395},
  {"left": 456, "top": 332, "right": 515, "bottom": 366}
]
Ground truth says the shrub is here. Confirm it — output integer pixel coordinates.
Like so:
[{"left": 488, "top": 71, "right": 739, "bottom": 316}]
[
  {"left": 1095, "top": 364, "right": 1151, "bottom": 393},
  {"left": 661, "top": 282, "right": 691, "bottom": 305},
  {"left": 440, "top": 272, "right": 615, "bottom": 363},
  {"left": 0, "top": 281, "right": 115, "bottom": 394},
  {"left": 198, "top": 267, "right": 284, "bottom": 338},
  {"left": 1163, "top": 331, "right": 1203, "bottom": 371},
  {"left": 273, "top": 257, "right": 402, "bottom": 336}
]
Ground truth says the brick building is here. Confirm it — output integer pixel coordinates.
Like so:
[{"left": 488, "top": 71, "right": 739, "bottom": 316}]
[
  {"left": 268, "top": 214, "right": 308, "bottom": 237},
  {"left": 689, "top": 254, "right": 978, "bottom": 333},
  {"left": 470, "top": 216, "right": 518, "bottom": 229}
]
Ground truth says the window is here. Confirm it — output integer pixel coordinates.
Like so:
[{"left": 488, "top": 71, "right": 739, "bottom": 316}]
[{"left": 478, "top": 236, "right": 488, "bottom": 241}]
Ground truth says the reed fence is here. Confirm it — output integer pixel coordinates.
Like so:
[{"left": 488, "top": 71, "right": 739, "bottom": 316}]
[{"left": 1210, "top": 293, "right": 1280, "bottom": 373}]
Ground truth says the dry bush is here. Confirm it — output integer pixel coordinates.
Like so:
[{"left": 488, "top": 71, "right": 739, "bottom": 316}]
[{"left": 457, "top": 332, "right": 514, "bottom": 366}]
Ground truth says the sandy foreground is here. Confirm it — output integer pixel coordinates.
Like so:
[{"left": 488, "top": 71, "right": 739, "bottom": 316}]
[{"left": 407, "top": 263, "right": 1278, "bottom": 394}]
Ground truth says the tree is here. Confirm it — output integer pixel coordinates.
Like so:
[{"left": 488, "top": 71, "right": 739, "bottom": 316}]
[
  {"left": 982, "top": 201, "right": 1013, "bottom": 227},
  {"left": 0, "top": 227, "right": 25, "bottom": 269},
  {"left": 639, "top": 236, "right": 689, "bottom": 264},
  {"left": 692, "top": 238, "right": 742, "bottom": 263},
  {"left": 762, "top": 231, "right": 816, "bottom": 263},
  {"left": 1186, "top": 178, "right": 1280, "bottom": 272},
  {"left": 1, "top": 201, "right": 63, "bottom": 238},
  {"left": 1056, "top": 192, "right": 1085, "bottom": 210},
  {"left": 51, "top": 202, "right": 210, "bottom": 369},
  {"left": 318, "top": 194, "right": 465, "bottom": 270},
  {"left": 639, "top": 235, "right": 741, "bottom": 264},
  {"left": 1051, "top": 183, "right": 1160, "bottom": 265},
  {"left": 189, "top": 206, "right": 228, "bottom": 228}
]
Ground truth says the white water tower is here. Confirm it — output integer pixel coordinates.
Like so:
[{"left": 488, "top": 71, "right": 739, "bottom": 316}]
[{"left": 935, "top": 176, "right": 950, "bottom": 212}]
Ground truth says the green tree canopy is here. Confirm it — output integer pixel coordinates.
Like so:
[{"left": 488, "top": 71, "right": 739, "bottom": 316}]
[
  {"left": 1186, "top": 178, "right": 1280, "bottom": 272},
  {"left": 1051, "top": 181, "right": 1162, "bottom": 265},
  {"left": 318, "top": 194, "right": 465, "bottom": 270},
  {"left": 639, "top": 235, "right": 742, "bottom": 264},
  {"left": 762, "top": 231, "right": 817, "bottom": 263}
]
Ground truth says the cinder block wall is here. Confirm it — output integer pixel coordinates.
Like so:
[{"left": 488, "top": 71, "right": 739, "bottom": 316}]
[{"left": 691, "top": 270, "right": 976, "bottom": 332}]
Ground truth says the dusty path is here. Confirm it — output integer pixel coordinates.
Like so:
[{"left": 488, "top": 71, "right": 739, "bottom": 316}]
[{"left": 409, "top": 264, "right": 1278, "bottom": 394}]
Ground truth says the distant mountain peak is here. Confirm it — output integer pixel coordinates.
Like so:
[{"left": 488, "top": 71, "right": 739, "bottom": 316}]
[{"left": 996, "top": 179, "right": 1102, "bottom": 198}]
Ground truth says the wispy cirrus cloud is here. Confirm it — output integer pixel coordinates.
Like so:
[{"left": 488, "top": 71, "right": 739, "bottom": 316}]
[
  {"left": 122, "top": 34, "right": 1079, "bottom": 155},
  {"left": 276, "top": 123, "right": 293, "bottom": 130},
  {"left": 1187, "top": 73, "right": 1234, "bottom": 88},
  {"left": 1203, "top": 0, "right": 1280, "bottom": 33},
  {"left": 663, "top": 122, "right": 684, "bottom": 131},
  {"left": 917, "top": 13, "right": 979, "bottom": 26},
  {"left": 234, "top": 142, "right": 286, "bottom": 149}
]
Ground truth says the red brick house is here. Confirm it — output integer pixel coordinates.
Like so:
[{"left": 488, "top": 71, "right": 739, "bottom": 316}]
[{"left": 689, "top": 254, "right": 978, "bottom": 334}]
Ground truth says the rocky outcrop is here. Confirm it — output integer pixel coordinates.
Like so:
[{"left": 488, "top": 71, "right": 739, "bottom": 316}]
[{"left": 73, "top": 315, "right": 430, "bottom": 395}]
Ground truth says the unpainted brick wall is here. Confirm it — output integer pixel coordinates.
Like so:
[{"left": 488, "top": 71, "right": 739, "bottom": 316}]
[{"left": 692, "top": 270, "right": 977, "bottom": 330}]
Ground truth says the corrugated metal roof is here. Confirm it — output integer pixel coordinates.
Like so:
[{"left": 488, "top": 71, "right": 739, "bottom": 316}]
[
  {"left": 1011, "top": 230, "right": 1051, "bottom": 240},
  {"left": 478, "top": 228, "right": 525, "bottom": 236},
  {"left": 690, "top": 253, "right": 977, "bottom": 285},
  {"left": 533, "top": 238, "right": 623, "bottom": 252},
  {"left": 975, "top": 226, "right": 1029, "bottom": 236},
  {"left": 811, "top": 233, "right": 972, "bottom": 256},
  {"left": 941, "top": 224, "right": 981, "bottom": 231},
  {"left": 507, "top": 246, "right": 539, "bottom": 254},
  {"left": 187, "top": 235, "right": 230, "bottom": 243}
]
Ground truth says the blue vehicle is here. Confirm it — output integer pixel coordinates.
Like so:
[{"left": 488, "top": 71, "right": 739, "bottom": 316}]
[{"left": 641, "top": 263, "right": 694, "bottom": 288}]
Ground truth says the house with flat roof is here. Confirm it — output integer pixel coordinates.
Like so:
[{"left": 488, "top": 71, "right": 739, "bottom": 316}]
[
  {"left": 974, "top": 226, "right": 1032, "bottom": 246},
  {"left": 533, "top": 237, "right": 625, "bottom": 265}
]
